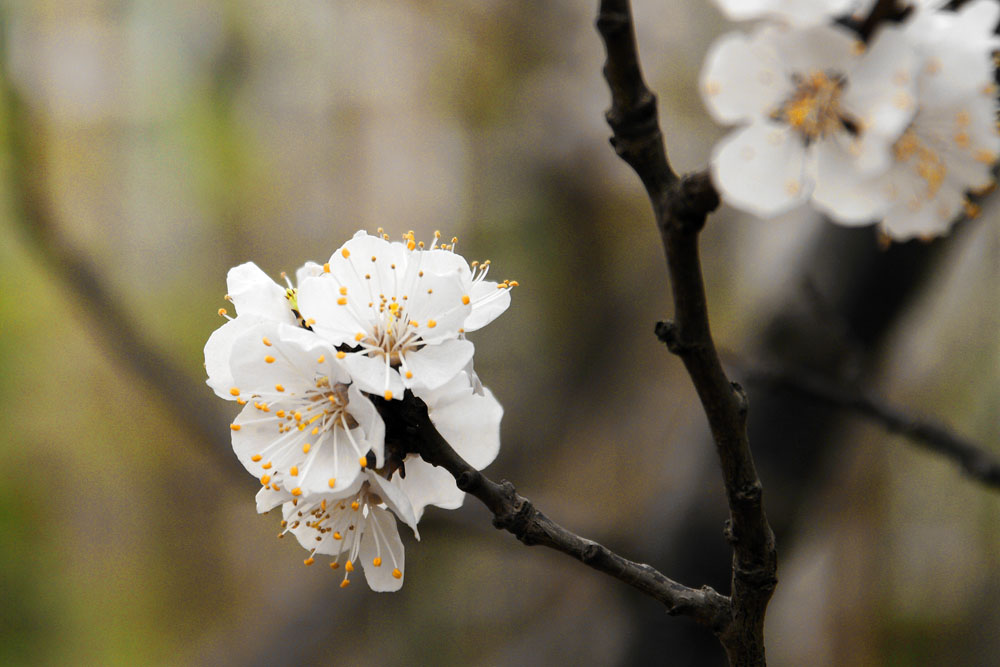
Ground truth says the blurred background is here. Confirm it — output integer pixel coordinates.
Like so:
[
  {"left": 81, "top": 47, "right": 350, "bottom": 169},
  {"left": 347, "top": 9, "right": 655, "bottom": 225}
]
[{"left": 1, "top": 1, "right": 998, "bottom": 665}]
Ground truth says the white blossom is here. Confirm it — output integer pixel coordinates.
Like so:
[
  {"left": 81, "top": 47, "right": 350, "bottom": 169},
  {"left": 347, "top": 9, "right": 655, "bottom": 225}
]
[
  {"left": 296, "top": 230, "right": 515, "bottom": 401},
  {"left": 710, "top": 0, "right": 856, "bottom": 26},
  {"left": 701, "top": 22, "right": 918, "bottom": 222},
  {"left": 278, "top": 471, "right": 418, "bottom": 591},
  {"left": 821, "top": 0, "right": 1000, "bottom": 239},
  {"left": 224, "top": 321, "right": 386, "bottom": 499}
]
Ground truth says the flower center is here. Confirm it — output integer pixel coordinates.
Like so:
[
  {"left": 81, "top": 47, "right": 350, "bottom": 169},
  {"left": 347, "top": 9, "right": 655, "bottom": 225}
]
[
  {"left": 893, "top": 128, "right": 946, "bottom": 201},
  {"left": 776, "top": 70, "right": 855, "bottom": 142}
]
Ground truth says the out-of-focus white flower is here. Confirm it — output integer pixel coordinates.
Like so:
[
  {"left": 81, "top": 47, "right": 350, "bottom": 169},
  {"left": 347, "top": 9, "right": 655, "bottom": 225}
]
[
  {"left": 823, "top": 0, "right": 1000, "bottom": 239},
  {"left": 701, "top": 22, "right": 918, "bottom": 222},
  {"left": 280, "top": 471, "right": 418, "bottom": 591},
  {"left": 296, "top": 230, "right": 515, "bottom": 401},
  {"left": 711, "top": 0, "right": 856, "bottom": 26},
  {"left": 204, "top": 261, "right": 321, "bottom": 399},
  {"left": 224, "top": 321, "right": 385, "bottom": 499}
]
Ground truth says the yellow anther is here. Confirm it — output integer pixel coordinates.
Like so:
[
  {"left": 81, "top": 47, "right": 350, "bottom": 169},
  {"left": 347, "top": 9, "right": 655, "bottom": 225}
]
[
  {"left": 251, "top": 454, "right": 262, "bottom": 462},
  {"left": 337, "top": 297, "right": 347, "bottom": 306},
  {"left": 337, "top": 286, "right": 348, "bottom": 296},
  {"left": 321, "top": 499, "right": 327, "bottom": 511},
  {"left": 316, "top": 355, "right": 325, "bottom": 364},
  {"left": 458, "top": 328, "right": 465, "bottom": 334},
  {"left": 272, "top": 483, "right": 280, "bottom": 491},
  {"left": 306, "top": 318, "right": 316, "bottom": 326},
  {"left": 276, "top": 410, "right": 286, "bottom": 417},
  {"left": 427, "top": 319, "right": 437, "bottom": 328},
  {"left": 275, "top": 384, "right": 285, "bottom": 392},
  {"left": 260, "top": 474, "right": 271, "bottom": 485},
  {"left": 336, "top": 351, "right": 346, "bottom": 359},
  {"left": 975, "top": 149, "right": 996, "bottom": 163},
  {"left": 330, "top": 562, "right": 340, "bottom": 570},
  {"left": 345, "top": 560, "right": 354, "bottom": 572},
  {"left": 339, "top": 579, "right": 350, "bottom": 588},
  {"left": 509, "top": 280, "right": 519, "bottom": 287},
  {"left": 371, "top": 256, "right": 376, "bottom": 262},
  {"left": 230, "top": 424, "right": 242, "bottom": 431},
  {"left": 407, "top": 240, "right": 415, "bottom": 250},
  {"left": 392, "top": 569, "right": 402, "bottom": 579},
  {"left": 304, "top": 557, "right": 315, "bottom": 566},
  {"left": 405, "top": 371, "right": 413, "bottom": 379},
  {"left": 328, "top": 478, "right": 337, "bottom": 488},
  {"left": 290, "top": 466, "right": 299, "bottom": 476},
  {"left": 236, "top": 398, "right": 247, "bottom": 405},
  {"left": 229, "top": 387, "right": 240, "bottom": 396},
  {"left": 262, "top": 337, "right": 272, "bottom": 346},
  {"left": 373, "top": 557, "right": 382, "bottom": 567},
  {"left": 434, "top": 230, "right": 441, "bottom": 238},
  {"left": 359, "top": 456, "right": 368, "bottom": 468},
  {"left": 262, "top": 462, "right": 272, "bottom": 469},
  {"left": 302, "top": 443, "right": 311, "bottom": 454},
  {"left": 323, "top": 262, "right": 331, "bottom": 273},
  {"left": 294, "top": 411, "right": 303, "bottom": 421},
  {"left": 462, "top": 295, "right": 470, "bottom": 305},
  {"left": 341, "top": 248, "right": 350, "bottom": 258},
  {"left": 355, "top": 333, "right": 364, "bottom": 342},
  {"left": 410, "top": 321, "right": 419, "bottom": 328},
  {"left": 351, "top": 501, "right": 360, "bottom": 511},
  {"left": 297, "top": 423, "right": 306, "bottom": 431},
  {"left": 291, "top": 487, "right": 302, "bottom": 497},
  {"left": 218, "top": 308, "right": 228, "bottom": 317},
  {"left": 265, "top": 355, "right": 275, "bottom": 364},
  {"left": 384, "top": 390, "right": 393, "bottom": 400},
  {"left": 334, "top": 532, "right": 342, "bottom": 540}
]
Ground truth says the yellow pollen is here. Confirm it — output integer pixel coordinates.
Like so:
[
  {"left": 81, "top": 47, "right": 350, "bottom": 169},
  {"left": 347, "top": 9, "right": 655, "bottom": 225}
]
[
  {"left": 306, "top": 318, "right": 316, "bottom": 326},
  {"left": 339, "top": 579, "right": 350, "bottom": 588},
  {"left": 312, "top": 427, "right": 319, "bottom": 435},
  {"left": 217, "top": 308, "right": 228, "bottom": 317},
  {"left": 407, "top": 240, "right": 415, "bottom": 250},
  {"left": 410, "top": 321, "right": 419, "bottom": 328},
  {"left": 334, "top": 532, "right": 342, "bottom": 540},
  {"left": 262, "top": 461, "right": 272, "bottom": 469},
  {"left": 330, "top": 562, "right": 340, "bottom": 570},
  {"left": 328, "top": 478, "right": 337, "bottom": 488},
  {"left": 294, "top": 411, "right": 302, "bottom": 421},
  {"left": 427, "top": 319, "right": 437, "bottom": 328},
  {"left": 276, "top": 410, "right": 286, "bottom": 417},
  {"left": 297, "top": 423, "right": 306, "bottom": 432},
  {"left": 265, "top": 355, "right": 275, "bottom": 364},
  {"left": 355, "top": 333, "right": 364, "bottom": 342},
  {"left": 384, "top": 390, "right": 393, "bottom": 400},
  {"left": 405, "top": 371, "right": 413, "bottom": 379},
  {"left": 230, "top": 424, "right": 241, "bottom": 431},
  {"left": 304, "top": 557, "right": 315, "bottom": 566},
  {"left": 251, "top": 454, "right": 262, "bottom": 462},
  {"left": 337, "top": 286, "right": 348, "bottom": 296},
  {"left": 290, "top": 466, "right": 299, "bottom": 476},
  {"left": 260, "top": 474, "right": 271, "bottom": 485},
  {"left": 341, "top": 248, "right": 350, "bottom": 258},
  {"left": 337, "top": 351, "right": 346, "bottom": 359},
  {"left": 974, "top": 149, "right": 996, "bottom": 163},
  {"left": 262, "top": 337, "right": 272, "bottom": 346},
  {"left": 462, "top": 295, "right": 470, "bottom": 305},
  {"left": 229, "top": 387, "right": 240, "bottom": 396},
  {"left": 236, "top": 398, "right": 247, "bottom": 405},
  {"left": 371, "top": 256, "right": 376, "bottom": 262},
  {"left": 337, "top": 297, "right": 347, "bottom": 305},
  {"left": 275, "top": 384, "right": 285, "bottom": 392},
  {"left": 373, "top": 557, "right": 382, "bottom": 567},
  {"left": 351, "top": 501, "right": 360, "bottom": 511},
  {"left": 509, "top": 280, "right": 519, "bottom": 287},
  {"left": 291, "top": 487, "right": 302, "bottom": 496},
  {"left": 323, "top": 262, "right": 330, "bottom": 273},
  {"left": 345, "top": 560, "right": 354, "bottom": 572},
  {"left": 458, "top": 328, "right": 464, "bottom": 334},
  {"left": 392, "top": 569, "right": 402, "bottom": 579},
  {"left": 359, "top": 456, "right": 368, "bottom": 468},
  {"left": 321, "top": 499, "right": 327, "bottom": 511},
  {"left": 272, "top": 483, "right": 280, "bottom": 491}
]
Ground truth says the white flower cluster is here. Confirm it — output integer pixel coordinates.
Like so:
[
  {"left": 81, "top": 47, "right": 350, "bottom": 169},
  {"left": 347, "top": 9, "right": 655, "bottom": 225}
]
[
  {"left": 702, "top": 0, "right": 1000, "bottom": 239},
  {"left": 204, "top": 230, "right": 515, "bottom": 591}
]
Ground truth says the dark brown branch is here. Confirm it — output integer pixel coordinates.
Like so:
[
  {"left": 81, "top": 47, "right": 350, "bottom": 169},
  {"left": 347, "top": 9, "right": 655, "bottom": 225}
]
[
  {"left": 376, "top": 395, "right": 732, "bottom": 630},
  {"left": 746, "top": 366, "right": 1000, "bottom": 490},
  {"left": 597, "top": 1, "right": 776, "bottom": 664}
]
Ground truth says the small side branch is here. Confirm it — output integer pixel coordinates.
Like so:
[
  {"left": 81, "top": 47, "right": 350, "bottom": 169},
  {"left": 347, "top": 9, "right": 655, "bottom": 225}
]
[
  {"left": 376, "top": 395, "right": 732, "bottom": 631},
  {"left": 597, "top": 1, "right": 777, "bottom": 664},
  {"left": 748, "top": 366, "right": 1000, "bottom": 490}
]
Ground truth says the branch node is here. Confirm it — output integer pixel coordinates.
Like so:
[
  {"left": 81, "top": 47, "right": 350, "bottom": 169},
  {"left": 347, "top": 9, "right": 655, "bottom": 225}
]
[
  {"left": 595, "top": 10, "right": 628, "bottom": 35},
  {"left": 456, "top": 470, "right": 476, "bottom": 492},
  {"left": 666, "top": 170, "right": 719, "bottom": 234},
  {"left": 655, "top": 319, "right": 697, "bottom": 355},
  {"left": 731, "top": 381, "right": 749, "bottom": 416},
  {"left": 734, "top": 480, "right": 763, "bottom": 506},
  {"left": 734, "top": 564, "right": 779, "bottom": 591},
  {"left": 723, "top": 519, "right": 737, "bottom": 546},
  {"left": 582, "top": 543, "right": 602, "bottom": 564}
]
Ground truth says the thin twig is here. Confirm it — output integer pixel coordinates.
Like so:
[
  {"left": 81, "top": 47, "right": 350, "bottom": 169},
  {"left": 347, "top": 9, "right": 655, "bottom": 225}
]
[
  {"left": 596, "top": 1, "right": 777, "bottom": 664},
  {"left": 746, "top": 366, "right": 1000, "bottom": 490},
  {"left": 375, "top": 395, "right": 733, "bottom": 631}
]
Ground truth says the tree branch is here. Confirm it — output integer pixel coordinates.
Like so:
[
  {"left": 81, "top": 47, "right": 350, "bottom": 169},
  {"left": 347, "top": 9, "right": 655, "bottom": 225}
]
[
  {"left": 596, "top": 1, "right": 777, "bottom": 664},
  {"left": 375, "top": 394, "right": 732, "bottom": 631},
  {"left": 745, "top": 365, "right": 1000, "bottom": 490}
]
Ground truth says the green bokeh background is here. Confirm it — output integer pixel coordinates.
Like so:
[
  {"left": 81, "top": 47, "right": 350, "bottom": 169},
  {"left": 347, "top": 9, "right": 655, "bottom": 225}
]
[{"left": 1, "top": 1, "right": 997, "bottom": 665}]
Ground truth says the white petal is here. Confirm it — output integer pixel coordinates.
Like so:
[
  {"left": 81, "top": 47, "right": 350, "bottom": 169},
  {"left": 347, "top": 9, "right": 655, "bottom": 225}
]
[
  {"left": 700, "top": 29, "right": 788, "bottom": 125},
  {"left": 204, "top": 316, "right": 259, "bottom": 399},
  {"left": 229, "top": 322, "right": 331, "bottom": 395},
  {"left": 343, "top": 352, "right": 405, "bottom": 399},
  {"left": 226, "top": 262, "right": 294, "bottom": 322},
  {"left": 810, "top": 140, "right": 892, "bottom": 224},
  {"left": 403, "top": 338, "right": 475, "bottom": 391},
  {"left": 463, "top": 281, "right": 511, "bottom": 333},
  {"left": 393, "top": 456, "right": 464, "bottom": 522},
  {"left": 296, "top": 275, "right": 367, "bottom": 347},
  {"left": 295, "top": 261, "right": 325, "bottom": 285},
  {"left": 711, "top": 121, "right": 811, "bottom": 218},
  {"left": 348, "top": 383, "right": 385, "bottom": 468},
  {"left": 404, "top": 271, "right": 471, "bottom": 345},
  {"left": 712, "top": 0, "right": 854, "bottom": 25},
  {"left": 359, "top": 506, "right": 405, "bottom": 592},
  {"left": 255, "top": 485, "right": 290, "bottom": 513},
  {"left": 770, "top": 23, "right": 857, "bottom": 74},
  {"left": 368, "top": 472, "right": 419, "bottom": 536}
]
